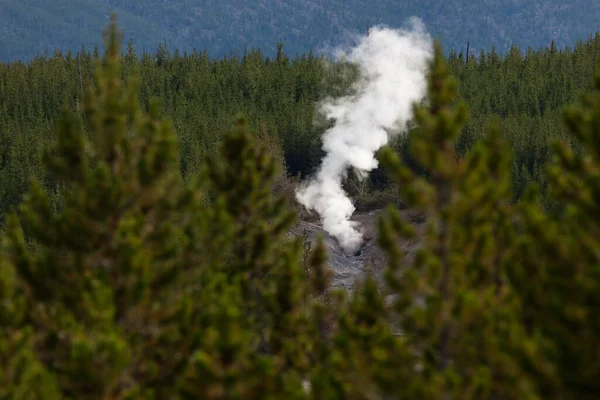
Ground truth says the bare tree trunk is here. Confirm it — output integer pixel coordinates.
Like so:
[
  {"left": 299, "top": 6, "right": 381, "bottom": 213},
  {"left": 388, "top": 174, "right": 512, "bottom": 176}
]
[
  {"left": 466, "top": 42, "right": 470, "bottom": 66},
  {"left": 77, "top": 54, "right": 84, "bottom": 95}
]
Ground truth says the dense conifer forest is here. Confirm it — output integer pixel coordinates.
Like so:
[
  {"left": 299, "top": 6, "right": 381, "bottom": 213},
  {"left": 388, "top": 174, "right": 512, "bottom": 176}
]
[
  {"left": 3, "top": 16, "right": 600, "bottom": 399},
  {"left": 1, "top": 29, "right": 600, "bottom": 217}
]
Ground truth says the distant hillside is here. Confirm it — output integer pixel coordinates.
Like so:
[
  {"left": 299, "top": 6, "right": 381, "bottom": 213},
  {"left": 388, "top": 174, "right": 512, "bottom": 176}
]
[{"left": 1, "top": 0, "right": 599, "bottom": 61}]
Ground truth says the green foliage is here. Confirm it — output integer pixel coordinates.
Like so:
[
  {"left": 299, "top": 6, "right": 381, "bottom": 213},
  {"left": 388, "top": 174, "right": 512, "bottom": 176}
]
[
  {"left": 3, "top": 17, "right": 193, "bottom": 398},
  {"left": 2, "top": 26, "right": 600, "bottom": 220},
  {"left": 509, "top": 63, "right": 600, "bottom": 398},
  {"left": 0, "top": 256, "right": 61, "bottom": 398},
  {"left": 377, "top": 42, "right": 538, "bottom": 398},
  {"left": 0, "top": 18, "right": 332, "bottom": 398}
]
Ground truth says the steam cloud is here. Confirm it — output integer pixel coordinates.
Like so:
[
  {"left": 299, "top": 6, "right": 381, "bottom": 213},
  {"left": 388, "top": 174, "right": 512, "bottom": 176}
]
[{"left": 296, "top": 18, "right": 433, "bottom": 254}]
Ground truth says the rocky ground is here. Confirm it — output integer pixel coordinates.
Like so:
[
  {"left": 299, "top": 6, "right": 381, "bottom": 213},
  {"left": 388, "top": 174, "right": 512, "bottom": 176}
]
[{"left": 289, "top": 208, "right": 427, "bottom": 291}]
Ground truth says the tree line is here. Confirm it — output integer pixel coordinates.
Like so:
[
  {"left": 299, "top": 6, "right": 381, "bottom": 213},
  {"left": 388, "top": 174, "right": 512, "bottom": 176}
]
[{"left": 2, "top": 26, "right": 600, "bottom": 218}]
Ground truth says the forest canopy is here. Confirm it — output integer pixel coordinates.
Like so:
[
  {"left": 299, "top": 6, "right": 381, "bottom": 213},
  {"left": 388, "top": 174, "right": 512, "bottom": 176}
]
[{"left": 1, "top": 21, "right": 600, "bottom": 218}]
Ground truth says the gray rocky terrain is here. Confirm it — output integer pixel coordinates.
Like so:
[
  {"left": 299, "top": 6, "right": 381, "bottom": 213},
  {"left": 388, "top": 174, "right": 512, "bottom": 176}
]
[{"left": 289, "top": 208, "right": 427, "bottom": 291}]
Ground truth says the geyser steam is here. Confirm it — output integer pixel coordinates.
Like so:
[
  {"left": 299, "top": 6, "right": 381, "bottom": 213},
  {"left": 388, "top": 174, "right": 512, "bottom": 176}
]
[{"left": 296, "top": 18, "right": 433, "bottom": 253}]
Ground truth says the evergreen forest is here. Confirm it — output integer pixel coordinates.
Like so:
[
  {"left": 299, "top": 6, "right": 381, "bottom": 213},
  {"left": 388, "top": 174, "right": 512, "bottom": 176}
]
[{"left": 2, "top": 16, "right": 600, "bottom": 399}]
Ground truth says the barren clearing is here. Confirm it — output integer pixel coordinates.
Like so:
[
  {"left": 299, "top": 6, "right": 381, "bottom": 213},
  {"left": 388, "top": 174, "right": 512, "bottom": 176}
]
[{"left": 290, "top": 208, "right": 427, "bottom": 291}]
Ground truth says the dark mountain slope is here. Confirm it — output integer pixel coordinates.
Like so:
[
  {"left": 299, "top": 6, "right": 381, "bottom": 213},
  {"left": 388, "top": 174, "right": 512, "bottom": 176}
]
[{"left": 1, "top": 1, "right": 599, "bottom": 63}]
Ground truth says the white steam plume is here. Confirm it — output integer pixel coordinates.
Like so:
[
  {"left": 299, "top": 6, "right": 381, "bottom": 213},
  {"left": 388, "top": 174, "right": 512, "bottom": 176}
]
[{"left": 296, "top": 18, "right": 433, "bottom": 254}]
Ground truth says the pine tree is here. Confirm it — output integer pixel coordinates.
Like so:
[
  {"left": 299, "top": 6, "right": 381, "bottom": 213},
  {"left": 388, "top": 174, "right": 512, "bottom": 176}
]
[
  {"left": 178, "top": 115, "right": 332, "bottom": 399},
  {"left": 2, "top": 15, "right": 197, "bottom": 398},
  {"left": 512, "top": 63, "right": 600, "bottom": 399},
  {"left": 377, "top": 42, "right": 538, "bottom": 399},
  {"left": 1, "top": 17, "right": 332, "bottom": 398}
]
